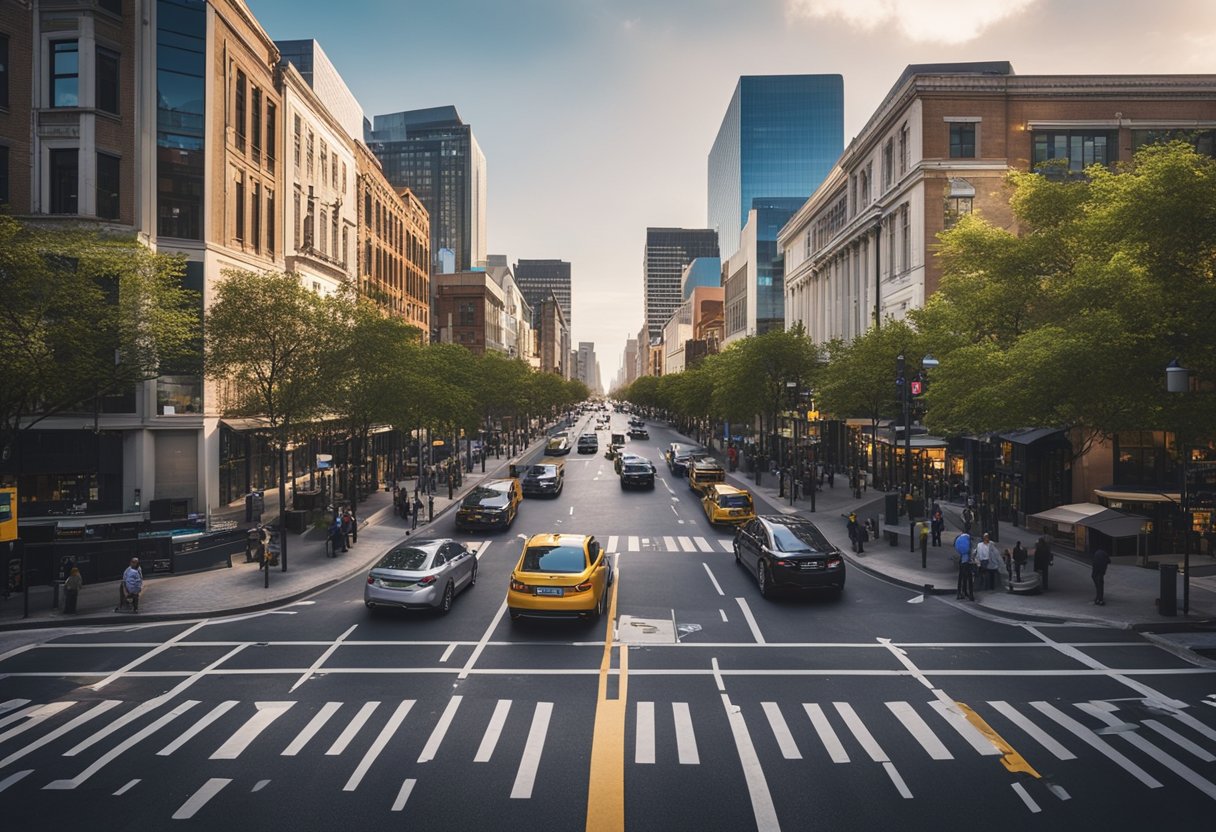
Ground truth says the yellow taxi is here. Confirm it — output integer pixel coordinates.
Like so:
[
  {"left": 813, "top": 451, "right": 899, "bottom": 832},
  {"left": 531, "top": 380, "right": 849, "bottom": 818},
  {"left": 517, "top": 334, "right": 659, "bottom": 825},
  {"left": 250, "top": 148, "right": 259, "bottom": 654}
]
[
  {"left": 701, "top": 483, "right": 756, "bottom": 527},
  {"left": 687, "top": 458, "right": 726, "bottom": 495},
  {"left": 508, "top": 533, "right": 613, "bottom": 622}
]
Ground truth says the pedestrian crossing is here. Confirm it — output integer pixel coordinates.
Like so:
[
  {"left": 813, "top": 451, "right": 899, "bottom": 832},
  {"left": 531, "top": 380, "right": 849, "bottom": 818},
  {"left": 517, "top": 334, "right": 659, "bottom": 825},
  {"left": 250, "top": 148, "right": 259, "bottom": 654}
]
[
  {"left": 604, "top": 534, "right": 734, "bottom": 553},
  {"left": 1, "top": 689, "right": 1215, "bottom": 820}
]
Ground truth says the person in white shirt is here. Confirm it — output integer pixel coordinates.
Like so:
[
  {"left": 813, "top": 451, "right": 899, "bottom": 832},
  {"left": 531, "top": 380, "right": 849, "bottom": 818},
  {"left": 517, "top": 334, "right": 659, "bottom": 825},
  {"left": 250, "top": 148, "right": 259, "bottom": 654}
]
[{"left": 975, "top": 533, "right": 1001, "bottom": 590}]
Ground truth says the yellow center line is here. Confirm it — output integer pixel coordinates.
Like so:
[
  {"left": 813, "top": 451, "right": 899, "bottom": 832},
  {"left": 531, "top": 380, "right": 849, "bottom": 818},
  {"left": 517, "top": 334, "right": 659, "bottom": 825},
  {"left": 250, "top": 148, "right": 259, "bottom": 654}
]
[
  {"left": 586, "top": 559, "right": 626, "bottom": 832},
  {"left": 956, "top": 701, "right": 1041, "bottom": 779}
]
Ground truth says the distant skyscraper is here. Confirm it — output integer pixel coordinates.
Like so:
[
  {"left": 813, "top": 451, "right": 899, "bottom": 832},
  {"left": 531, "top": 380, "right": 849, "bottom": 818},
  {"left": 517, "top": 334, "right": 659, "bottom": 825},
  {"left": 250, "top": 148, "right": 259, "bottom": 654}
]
[
  {"left": 274, "top": 39, "right": 365, "bottom": 142},
  {"left": 366, "top": 106, "right": 486, "bottom": 272},
  {"left": 643, "top": 228, "right": 719, "bottom": 339},
  {"left": 708, "top": 75, "right": 844, "bottom": 260},
  {"left": 514, "top": 259, "right": 572, "bottom": 330}
]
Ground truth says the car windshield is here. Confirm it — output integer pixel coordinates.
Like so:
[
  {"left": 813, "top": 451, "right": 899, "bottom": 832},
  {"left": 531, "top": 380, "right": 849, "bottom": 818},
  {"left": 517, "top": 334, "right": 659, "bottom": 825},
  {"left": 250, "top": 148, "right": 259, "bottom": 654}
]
[
  {"left": 375, "top": 547, "right": 433, "bottom": 571},
  {"left": 719, "top": 494, "right": 751, "bottom": 508},
  {"left": 527, "top": 465, "right": 555, "bottom": 477},
  {"left": 464, "top": 486, "right": 507, "bottom": 507},
  {"left": 770, "top": 523, "right": 832, "bottom": 553},
  {"left": 521, "top": 545, "right": 588, "bottom": 573},
  {"left": 623, "top": 463, "right": 650, "bottom": 474}
]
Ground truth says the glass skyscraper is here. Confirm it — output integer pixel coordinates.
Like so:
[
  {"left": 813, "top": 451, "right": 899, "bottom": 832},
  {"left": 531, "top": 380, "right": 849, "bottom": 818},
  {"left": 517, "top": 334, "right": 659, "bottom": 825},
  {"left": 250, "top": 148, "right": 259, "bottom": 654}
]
[
  {"left": 644, "top": 228, "right": 719, "bottom": 339},
  {"left": 514, "top": 259, "right": 572, "bottom": 331},
  {"left": 708, "top": 75, "right": 844, "bottom": 260}
]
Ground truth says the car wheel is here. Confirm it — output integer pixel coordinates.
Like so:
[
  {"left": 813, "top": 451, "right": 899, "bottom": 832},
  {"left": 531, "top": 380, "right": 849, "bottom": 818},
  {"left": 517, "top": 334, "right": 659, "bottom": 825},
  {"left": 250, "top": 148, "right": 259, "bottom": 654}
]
[
  {"left": 733, "top": 542, "right": 742, "bottom": 565},
  {"left": 756, "top": 562, "right": 771, "bottom": 599},
  {"left": 439, "top": 581, "right": 454, "bottom": 615},
  {"left": 591, "top": 587, "right": 606, "bottom": 621},
  {"left": 469, "top": 562, "right": 478, "bottom": 588}
]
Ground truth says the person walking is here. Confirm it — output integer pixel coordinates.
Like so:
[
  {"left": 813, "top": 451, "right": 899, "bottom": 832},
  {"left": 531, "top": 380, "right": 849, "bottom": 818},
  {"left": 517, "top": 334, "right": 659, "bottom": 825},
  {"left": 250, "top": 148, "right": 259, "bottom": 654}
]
[
  {"left": 63, "top": 567, "right": 82, "bottom": 614},
  {"left": 846, "top": 512, "right": 864, "bottom": 554},
  {"left": 1091, "top": 548, "right": 1110, "bottom": 605},
  {"left": 976, "top": 533, "right": 1000, "bottom": 590},
  {"left": 412, "top": 494, "right": 423, "bottom": 530},
  {"left": 1033, "top": 535, "right": 1052, "bottom": 592},
  {"left": 349, "top": 507, "right": 358, "bottom": 545},
  {"left": 954, "top": 532, "right": 974, "bottom": 600},
  {"left": 120, "top": 558, "right": 143, "bottom": 613},
  {"left": 1012, "top": 541, "right": 1028, "bottom": 582},
  {"left": 962, "top": 505, "right": 974, "bottom": 535},
  {"left": 330, "top": 516, "right": 347, "bottom": 554},
  {"left": 931, "top": 508, "right": 944, "bottom": 547},
  {"left": 341, "top": 510, "right": 354, "bottom": 549}
]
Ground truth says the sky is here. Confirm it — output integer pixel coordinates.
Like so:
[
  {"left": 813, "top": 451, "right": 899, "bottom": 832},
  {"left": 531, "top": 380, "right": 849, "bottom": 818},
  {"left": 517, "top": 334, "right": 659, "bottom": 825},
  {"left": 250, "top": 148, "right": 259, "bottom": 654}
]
[{"left": 247, "top": 0, "right": 1216, "bottom": 387}]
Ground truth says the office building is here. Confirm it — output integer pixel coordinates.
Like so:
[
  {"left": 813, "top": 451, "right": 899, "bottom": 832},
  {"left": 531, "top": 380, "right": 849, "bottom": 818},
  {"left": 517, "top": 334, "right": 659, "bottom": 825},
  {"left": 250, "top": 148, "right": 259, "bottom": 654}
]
[
  {"left": 709, "top": 75, "right": 843, "bottom": 260},
  {"left": 721, "top": 197, "right": 803, "bottom": 343},
  {"left": 275, "top": 39, "right": 364, "bottom": 142},
  {"left": 486, "top": 258, "right": 535, "bottom": 360},
  {"left": 643, "top": 228, "right": 718, "bottom": 339},
  {"left": 576, "top": 342, "right": 600, "bottom": 395},
  {"left": 537, "top": 296, "right": 571, "bottom": 378},
  {"left": 663, "top": 287, "right": 724, "bottom": 375},
  {"left": 433, "top": 270, "right": 506, "bottom": 354},
  {"left": 681, "top": 257, "right": 721, "bottom": 299},
  {"left": 514, "top": 259, "right": 572, "bottom": 331}
]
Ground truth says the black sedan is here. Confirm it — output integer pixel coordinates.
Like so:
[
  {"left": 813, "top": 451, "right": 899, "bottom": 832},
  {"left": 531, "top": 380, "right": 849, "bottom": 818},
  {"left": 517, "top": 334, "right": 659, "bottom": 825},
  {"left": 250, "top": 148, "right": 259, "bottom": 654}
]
[
  {"left": 666, "top": 443, "right": 709, "bottom": 477},
  {"left": 733, "top": 515, "right": 846, "bottom": 598},
  {"left": 619, "top": 460, "right": 656, "bottom": 489},
  {"left": 576, "top": 433, "right": 599, "bottom": 454},
  {"left": 520, "top": 463, "right": 564, "bottom": 498}
]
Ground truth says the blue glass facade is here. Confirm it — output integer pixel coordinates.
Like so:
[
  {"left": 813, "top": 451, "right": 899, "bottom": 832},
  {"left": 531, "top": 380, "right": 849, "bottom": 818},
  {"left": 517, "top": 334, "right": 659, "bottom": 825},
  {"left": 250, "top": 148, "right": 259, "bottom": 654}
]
[
  {"left": 156, "top": 0, "right": 206, "bottom": 240},
  {"left": 752, "top": 198, "right": 803, "bottom": 333},
  {"left": 681, "top": 257, "right": 721, "bottom": 299},
  {"left": 708, "top": 75, "right": 843, "bottom": 260}
]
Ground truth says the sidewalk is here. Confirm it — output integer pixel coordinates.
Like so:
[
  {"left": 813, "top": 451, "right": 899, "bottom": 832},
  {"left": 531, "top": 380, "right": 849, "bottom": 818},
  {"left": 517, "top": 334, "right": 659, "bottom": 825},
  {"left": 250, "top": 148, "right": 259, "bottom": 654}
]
[
  {"left": 705, "top": 439, "right": 1216, "bottom": 631},
  {"left": 0, "top": 433, "right": 553, "bottom": 632}
]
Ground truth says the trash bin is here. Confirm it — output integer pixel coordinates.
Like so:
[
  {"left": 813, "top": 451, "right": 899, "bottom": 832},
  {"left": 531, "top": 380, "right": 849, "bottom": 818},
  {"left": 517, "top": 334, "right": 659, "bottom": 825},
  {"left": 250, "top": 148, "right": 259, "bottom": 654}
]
[{"left": 1158, "top": 563, "right": 1178, "bottom": 616}]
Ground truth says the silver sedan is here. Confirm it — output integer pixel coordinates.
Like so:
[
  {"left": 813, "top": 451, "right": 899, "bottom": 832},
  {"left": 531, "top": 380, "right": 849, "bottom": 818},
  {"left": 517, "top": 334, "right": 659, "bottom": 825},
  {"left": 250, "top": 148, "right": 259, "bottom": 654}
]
[{"left": 364, "top": 538, "right": 476, "bottom": 614}]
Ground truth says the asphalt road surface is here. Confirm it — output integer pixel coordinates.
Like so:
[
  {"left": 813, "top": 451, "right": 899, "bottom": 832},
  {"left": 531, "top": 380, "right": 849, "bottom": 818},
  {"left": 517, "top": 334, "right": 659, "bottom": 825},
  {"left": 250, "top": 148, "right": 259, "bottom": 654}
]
[{"left": 2, "top": 412, "right": 1215, "bottom": 831}]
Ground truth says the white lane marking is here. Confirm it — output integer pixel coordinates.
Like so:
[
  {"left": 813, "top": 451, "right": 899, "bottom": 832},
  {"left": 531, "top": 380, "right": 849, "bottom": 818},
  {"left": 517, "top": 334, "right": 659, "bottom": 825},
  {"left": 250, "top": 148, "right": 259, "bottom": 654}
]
[
  {"left": 702, "top": 563, "right": 725, "bottom": 596},
  {"left": 64, "top": 644, "right": 247, "bottom": 757},
  {"left": 628, "top": 536, "right": 640, "bottom": 551},
  {"left": 607, "top": 536, "right": 619, "bottom": 553},
  {"left": 876, "top": 638, "right": 939, "bottom": 694},
  {"left": 1011, "top": 781, "right": 1041, "bottom": 814},
  {"left": 474, "top": 541, "right": 491, "bottom": 561},
  {"left": 711, "top": 658, "right": 725, "bottom": 692},
  {"left": 719, "top": 540, "right": 734, "bottom": 553},
  {"left": 113, "top": 779, "right": 140, "bottom": 796},
  {"left": 171, "top": 777, "right": 231, "bottom": 820},
  {"left": 252, "top": 780, "right": 270, "bottom": 792},
  {"left": 90, "top": 620, "right": 208, "bottom": 692},
  {"left": 695, "top": 537, "right": 714, "bottom": 553},
  {"left": 834, "top": 702, "right": 890, "bottom": 762},
  {"left": 0, "top": 704, "right": 42, "bottom": 731},
  {"left": 882, "top": 762, "right": 914, "bottom": 799},
  {"left": 569, "top": 506, "right": 574, "bottom": 516},
  {"left": 762, "top": 702, "right": 802, "bottom": 759},
  {"left": 635, "top": 701, "right": 655, "bottom": 764},
  {"left": 158, "top": 700, "right": 238, "bottom": 756},
  {"left": 210, "top": 701, "right": 295, "bottom": 759},
  {"left": 721, "top": 694, "right": 781, "bottom": 830},
  {"left": 720, "top": 609, "right": 729, "bottom": 623},
  {"left": 987, "top": 700, "right": 1076, "bottom": 760},
  {"left": 1078, "top": 701, "right": 1216, "bottom": 801},
  {"left": 417, "top": 696, "right": 463, "bottom": 763},
  {"left": 327, "top": 702, "right": 380, "bottom": 755},
  {"left": 663, "top": 536, "right": 678, "bottom": 550},
  {"left": 46, "top": 700, "right": 199, "bottom": 789},
  {"left": 887, "top": 701, "right": 952, "bottom": 760},
  {"left": 0, "top": 701, "right": 75, "bottom": 743},
  {"left": 736, "top": 598, "right": 766, "bottom": 644},
  {"left": 0, "top": 770, "right": 32, "bottom": 794},
  {"left": 283, "top": 702, "right": 342, "bottom": 756},
  {"left": 1143, "top": 719, "right": 1216, "bottom": 762},
  {"left": 291, "top": 624, "right": 358, "bottom": 693},
  {"left": 678, "top": 536, "right": 696, "bottom": 552},
  {"left": 391, "top": 778, "right": 417, "bottom": 812},
  {"left": 1170, "top": 708, "right": 1216, "bottom": 745},
  {"left": 928, "top": 700, "right": 1002, "bottom": 756},
  {"left": 0, "top": 700, "right": 120, "bottom": 770},
  {"left": 459, "top": 602, "right": 508, "bottom": 680},
  {"left": 673, "top": 702, "right": 699, "bottom": 764},
  {"left": 474, "top": 700, "right": 512, "bottom": 763},
  {"left": 510, "top": 702, "right": 554, "bottom": 799},
  {"left": 0, "top": 699, "right": 32, "bottom": 719},
  {"left": 804, "top": 703, "right": 849, "bottom": 763},
  {"left": 439, "top": 643, "right": 458, "bottom": 663},
  {"left": 345, "top": 699, "right": 415, "bottom": 791},
  {"left": 1029, "top": 701, "right": 1162, "bottom": 788}
]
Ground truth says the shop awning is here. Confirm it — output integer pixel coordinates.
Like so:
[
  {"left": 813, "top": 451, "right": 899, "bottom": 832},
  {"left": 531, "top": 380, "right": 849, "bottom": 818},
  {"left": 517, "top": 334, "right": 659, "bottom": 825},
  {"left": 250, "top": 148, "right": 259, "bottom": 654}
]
[
  {"left": 1000, "top": 427, "right": 1067, "bottom": 446},
  {"left": 1076, "top": 509, "right": 1151, "bottom": 539},
  {"left": 220, "top": 417, "right": 273, "bottom": 432},
  {"left": 1094, "top": 489, "right": 1181, "bottom": 503},
  {"left": 874, "top": 433, "right": 949, "bottom": 449},
  {"left": 1028, "top": 502, "right": 1108, "bottom": 527}
]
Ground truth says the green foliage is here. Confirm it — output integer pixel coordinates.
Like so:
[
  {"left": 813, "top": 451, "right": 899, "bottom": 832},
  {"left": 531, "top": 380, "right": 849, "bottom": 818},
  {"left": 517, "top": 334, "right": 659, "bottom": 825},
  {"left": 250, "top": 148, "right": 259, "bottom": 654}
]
[{"left": 817, "top": 319, "right": 925, "bottom": 427}]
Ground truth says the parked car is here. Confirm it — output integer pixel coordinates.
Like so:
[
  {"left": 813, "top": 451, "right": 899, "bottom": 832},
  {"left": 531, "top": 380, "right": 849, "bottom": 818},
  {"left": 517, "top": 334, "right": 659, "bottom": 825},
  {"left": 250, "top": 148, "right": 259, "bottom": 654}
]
[
  {"left": 455, "top": 478, "right": 523, "bottom": 531},
  {"left": 620, "top": 460, "right": 656, "bottom": 490},
  {"left": 667, "top": 443, "right": 709, "bottom": 477},
  {"left": 733, "top": 515, "right": 846, "bottom": 598},
  {"left": 628, "top": 426, "right": 649, "bottom": 439},
  {"left": 508, "top": 533, "right": 613, "bottom": 622},
  {"left": 545, "top": 434, "right": 571, "bottom": 456},
  {"left": 702, "top": 484, "right": 755, "bottom": 526},
  {"left": 688, "top": 459, "right": 726, "bottom": 495},
  {"left": 364, "top": 538, "right": 476, "bottom": 614},
  {"left": 519, "top": 462, "right": 564, "bottom": 498},
  {"left": 577, "top": 433, "right": 599, "bottom": 454}
]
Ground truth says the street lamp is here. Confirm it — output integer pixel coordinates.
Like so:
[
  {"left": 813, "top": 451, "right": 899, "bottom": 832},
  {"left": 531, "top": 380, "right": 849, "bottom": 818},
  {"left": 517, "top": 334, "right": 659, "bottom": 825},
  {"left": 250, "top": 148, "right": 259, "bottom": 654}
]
[
  {"left": 898, "top": 354, "right": 939, "bottom": 519},
  {"left": 1166, "top": 359, "right": 1192, "bottom": 614}
]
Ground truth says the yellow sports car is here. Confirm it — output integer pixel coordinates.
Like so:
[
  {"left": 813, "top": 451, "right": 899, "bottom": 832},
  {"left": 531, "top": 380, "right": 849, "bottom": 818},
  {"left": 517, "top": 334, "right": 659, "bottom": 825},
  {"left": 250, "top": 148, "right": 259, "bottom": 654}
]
[
  {"left": 508, "top": 533, "right": 613, "bottom": 622},
  {"left": 702, "top": 484, "right": 756, "bottom": 526}
]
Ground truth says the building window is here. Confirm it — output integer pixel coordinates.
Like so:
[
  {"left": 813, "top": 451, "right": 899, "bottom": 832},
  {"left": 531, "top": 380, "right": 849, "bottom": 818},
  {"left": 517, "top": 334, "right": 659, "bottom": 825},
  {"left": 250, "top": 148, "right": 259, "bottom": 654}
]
[
  {"left": 267, "top": 188, "right": 275, "bottom": 257},
  {"left": 886, "top": 216, "right": 895, "bottom": 274},
  {"left": 250, "top": 87, "right": 261, "bottom": 163},
  {"left": 882, "top": 139, "right": 894, "bottom": 190},
  {"left": 342, "top": 226, "right": 348, "bottom": 266},
  {"left": 945, "top": 196, "right": 972, "bottom": 228},
  {"left": 0, "top": 35, "right": 8, "bottom": 110},
  {"left": 1132, "top": 128, "right": 1216, "bottom": 158},
  {"left": 50, "top": 148, "right": 78, "bottom": 213},
  {"left": 1032, "top": 131, "right": 1117, "bottom": 175},
  {"left": 320, "top": 144, "right": 327, "bottom": 189},
  {"left": 858, "top": 167, "right": 869, "bottom": 207},
  {"left": 96, "top": 47, "right": 119, "bottom": 114},
  {"left": 332, "top": 212, "right": 338, "bottom": 257},
  {"left": 340, "top": 162, "right": 346, "bottom": 196},
  {"left": 251, "top": 180, "right": 261, "bottom": 252},
  {"left": 51, "top": 40, "right": 80, "bottom": 107},
  {"left": 234, "top": 172, "right": 244, "bottom": 242},
  {"left": 265, "top": 102, "right": 276, "bottom": 173},
  {"left": 900, "top": 204, "right": 910, "bottom": 272},
  {"left": 306, "top": 129, "right": 313, "bottom": 176},
  {"left": 293, "top": 189, "right": 301, "bottom": 249},
  {"left": 899, "top": 122, "right": 909, "bottom": 174},
  {"left": 318, "top": 209, "right": 327, "bottom": 255},
  {"left": 293, "top": 115, "right": 301, "bottom": 168},
  {"left": 234, "top": 70, "right": 246, "bottom": 151},
  {"left": 96, "top": 152, "right": 120, "bottom": 219},
  {"left": 459, "top": 302, "right": 476, "bottom": 326},
  {"left": 949, "top": 123, "right": 976, "bottom": 158},
  {"left": 156, "top": 0, "right": 206, "bottom": 240}
]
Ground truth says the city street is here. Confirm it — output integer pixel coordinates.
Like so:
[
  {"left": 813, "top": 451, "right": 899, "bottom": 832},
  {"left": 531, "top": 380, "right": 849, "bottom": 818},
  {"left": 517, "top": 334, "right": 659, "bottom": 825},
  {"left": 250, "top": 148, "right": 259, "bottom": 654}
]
[{"left": 1, "top": 412, "right": 1215, "bottom": 831}]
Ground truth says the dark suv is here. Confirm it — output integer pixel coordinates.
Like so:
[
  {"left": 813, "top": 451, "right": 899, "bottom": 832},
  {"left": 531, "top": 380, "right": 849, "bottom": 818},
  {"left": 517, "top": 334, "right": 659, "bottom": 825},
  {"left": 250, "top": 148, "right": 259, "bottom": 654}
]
[
  {"left": 520, "top": 463, "right": 564, "bottom": 498},
  {"left": 577, "top": 433, "right": 599, "bottom": 454},
  {"left": 733, "top": 515, "right": 845, "bottom": 598}
]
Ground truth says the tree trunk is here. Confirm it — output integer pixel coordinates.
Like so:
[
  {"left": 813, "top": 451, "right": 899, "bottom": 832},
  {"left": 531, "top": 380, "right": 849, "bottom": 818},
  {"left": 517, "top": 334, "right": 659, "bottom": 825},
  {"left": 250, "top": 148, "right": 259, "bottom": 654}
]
[{"left": 279, "top": 434, "right": 289, "bottom": 572}]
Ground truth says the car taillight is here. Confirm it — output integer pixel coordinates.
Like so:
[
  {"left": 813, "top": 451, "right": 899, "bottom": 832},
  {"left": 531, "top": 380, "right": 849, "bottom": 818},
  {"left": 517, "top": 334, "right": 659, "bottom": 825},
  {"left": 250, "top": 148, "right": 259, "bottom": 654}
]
[
  {"left": 573, "top": 581, "right": 593, "bottom": 593},
  {"left": 774, "top": 559, "right": 795, "bottom": 568},
  {"left": 418, "top": 575, "right": 437, "bottom": 585},
  {"left": 510, "top": 579, "right": 527, "bottom": 592},
  {"left": 366, "top": 576, "right": 375, "bottom": 585},
  {"left": 827, "top": 557, "right": 842, "bottom": 569}
]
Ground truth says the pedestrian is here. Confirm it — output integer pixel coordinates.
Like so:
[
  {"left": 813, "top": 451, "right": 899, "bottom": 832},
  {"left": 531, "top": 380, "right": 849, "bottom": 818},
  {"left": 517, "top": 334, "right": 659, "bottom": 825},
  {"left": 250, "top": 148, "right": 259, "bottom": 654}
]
[
  {"left": 976, "top": 533, "right": 1000, "bottom": 590},
  {"left": 120, "top": 558, "right": 143, "bottom": 613},
  {"left": 727, "top": 445, "right": 738, "bottom": 472},
  {"left": 341, "top": 509, "right": 354, "bottom": 548},
  {"left": 330, "top": 516, "right": 347, "bottom": 554},
  {"left": 1002, "top": 547, "right": 1013, "bottom": 583},
  {"left": 919, "top": 520, "right": 929, "bottom": 565},
  {"left": 828, "top": 468, "right": 835, "bottom": 489},
  {"left": 400, "top": 492, "right": 410, "bottom": 522},
  {"left": 412, "top": 494, "right": 423, "bottom": 530},
  {"left": 1091, "top": 548, "right": 1110, "bottom": 605},
  {"left": 349, "top": 507, "right": 358, "bottom": 544},
  {"left": 1033, "top": 535, "right": 1052, "bottom": 592},
  {"left": 954, "top": 532, "right": 974, "bottom": 600},
  {"left": 931, "top": 508, "right": 944, "bottom": 547},
  {"left": 63, "top": 567, "right": 82, "bottom": 614},
  {"left": 1012, "top": 541, "right": 1028, "bottom": 582},
  {"left": 962, "top": 505, "right": 974, "bottom": 535},
  {"left": 846, "top": 512, "right": 863, "bottom": 554}
]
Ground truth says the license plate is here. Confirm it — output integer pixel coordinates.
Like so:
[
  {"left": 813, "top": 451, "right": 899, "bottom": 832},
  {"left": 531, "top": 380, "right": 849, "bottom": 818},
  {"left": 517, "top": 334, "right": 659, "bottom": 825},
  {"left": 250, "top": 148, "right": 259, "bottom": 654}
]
[
  {"left": 382, "top": 580, "right": 413, "bottom": 588},
  {"left": 800, "top": 562, "right": 822, "bottom": 570},
  {"left": 536, "top": 586, "right": 564, "bottom": 597}
]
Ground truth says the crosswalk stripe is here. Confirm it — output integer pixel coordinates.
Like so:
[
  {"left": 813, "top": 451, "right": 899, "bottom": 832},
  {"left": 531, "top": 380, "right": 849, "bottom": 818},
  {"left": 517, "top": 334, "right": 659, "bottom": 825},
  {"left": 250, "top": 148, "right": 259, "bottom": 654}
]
[
  {"left": 0, "top": 701, "right": 74, "bottom": 743},
  {"left": 834, "top": 702, "right": 890, "bottom": 762},
  {"left": 345, "top": 699, "right": 415, "bottom": 792},
  {"left": 628, "top": 536, "right": 640, "bottom": 552},
  {"left": 158, "top": 700, "right": 238, "bottom": 756},
  {"left": 0, "top": 699, "right": 32, "bottom": 718},
  {"left": 510, "top": 702, "right": 553, "bottom": 799},
  {"left": 211, "top": 702, "right": 294, "bottom": 760},
  {"left": 391, "top": 778, "right": 417, "bottom": 812},
  {"left": 663, "top": 536, "right": 678, "bottom": 551},
  {"left": 678, "top": 536, "right": 696, "bottom": 552},
  {"left": 607, "top": 536, "right": 619, "bottom": 553},
  {"left": 474, "top": 700, "right": 512, "bottom": 763},
  {"left": 0, "top": 703, "right": 41, "bottom": 731},
  {"left": 0, "top": 700, "right": 120, "bottom": 770},
  {"left": 636, "top": 702, "right": 655, "bottom": 764},
  {"left": 886, "top": 701, "right": 952, "bottom": 760},
  {"left": 1143, "top": 719, "right": 1216, "bottom": 762},
  {"left": 0, "top": 769, "right": 33, "bottom": 794},
  {"left": 673, "top": 703, "right": 699, "bottom": 764},
  {"left": 1011, "top": 781, "right": 1041, "bottom": 813},
  {"left": 722, "top": 694, "right": 781, "bottom": 828},
  {"left": 987, "top": 700, "right": 1076, "bottom": 761},
  {"left": 418, "top": 696, "right": 462, "bottom": 763},
  {"left": 804, "top": 703, "right": 850, "bottom": 763},
  {"left": 171, "top": 777, "right": 231, "bottom": 820},
  {"left": 761, "top": 702, "right": 802, "bottom": 759},
  {"left": 929, "top": 700, "right": 1002, "bottom": 756},
  {"left": 1170, "top": 708, "right": 1216, "bottom": 745},
  {"left": 282, "top": 702, "right": 342, "bottom": 756},
  {"left": 719, "top": 540, "right": 734, "bottom": 553},
  {"left": 1029, "top": 701, "right": 1162, "bottom": 789},
  {"left": 113, "top": 778, "right": 140, "bottom": 796},
  {"left": 327, "top": 702, "right": 380, "bottom": 756},
  {"left": 695, "top": 537, "right": 714, "bottom": 553}
]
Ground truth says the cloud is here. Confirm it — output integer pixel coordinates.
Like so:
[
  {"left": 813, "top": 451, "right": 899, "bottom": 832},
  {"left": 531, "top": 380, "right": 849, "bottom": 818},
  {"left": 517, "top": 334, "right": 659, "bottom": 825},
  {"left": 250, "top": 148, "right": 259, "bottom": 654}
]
[{"left": 786, "top": 0, "right": 1040, "bottom": 45}]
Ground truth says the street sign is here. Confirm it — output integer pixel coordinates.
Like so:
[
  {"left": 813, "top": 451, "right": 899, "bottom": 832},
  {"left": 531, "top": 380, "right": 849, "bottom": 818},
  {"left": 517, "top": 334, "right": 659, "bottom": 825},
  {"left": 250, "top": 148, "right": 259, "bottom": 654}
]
[
  {"left": 909, "top": 380, "right": 923, "bottom": 396},
  {"left": 316, "top": 453, "right": 333, "bottom": 470},
  {"left": 1183, "top": 461, "right": 1216, "bottom": 512}
]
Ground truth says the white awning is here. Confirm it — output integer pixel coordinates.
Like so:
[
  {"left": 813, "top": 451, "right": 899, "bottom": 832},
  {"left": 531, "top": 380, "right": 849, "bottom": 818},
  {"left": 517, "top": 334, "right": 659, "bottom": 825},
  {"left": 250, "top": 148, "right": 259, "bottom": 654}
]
[{"left": 1027, "top": 502, "right": 1108, "bottom": 526}]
